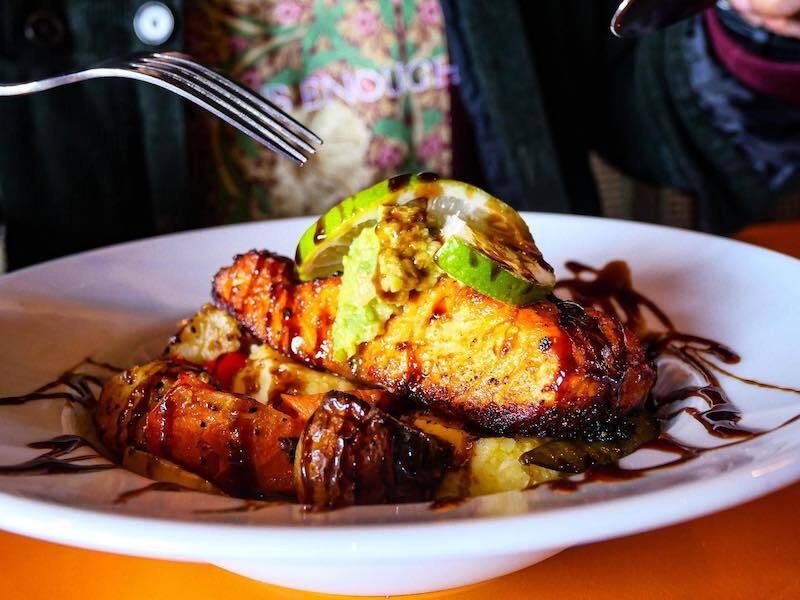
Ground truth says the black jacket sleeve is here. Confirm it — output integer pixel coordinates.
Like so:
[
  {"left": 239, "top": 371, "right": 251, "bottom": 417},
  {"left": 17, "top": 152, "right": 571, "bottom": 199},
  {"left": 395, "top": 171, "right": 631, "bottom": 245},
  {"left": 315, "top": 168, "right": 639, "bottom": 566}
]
[{"left": 0, "top": 0, "right": 187, "bottom": 269}]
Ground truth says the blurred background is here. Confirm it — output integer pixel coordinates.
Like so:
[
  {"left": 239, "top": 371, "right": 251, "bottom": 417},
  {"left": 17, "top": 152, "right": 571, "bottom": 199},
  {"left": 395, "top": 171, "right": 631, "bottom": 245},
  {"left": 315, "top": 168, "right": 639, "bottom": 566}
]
[{"left": 0, "top": 0, "right": 799, "bottom": 271}]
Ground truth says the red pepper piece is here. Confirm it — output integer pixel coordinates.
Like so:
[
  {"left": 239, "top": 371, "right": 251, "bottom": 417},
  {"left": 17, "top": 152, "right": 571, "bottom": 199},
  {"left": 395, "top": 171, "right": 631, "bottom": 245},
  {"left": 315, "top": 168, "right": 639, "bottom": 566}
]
[{"left": 207, "top": 351, "right": 248, "bottom": 389}]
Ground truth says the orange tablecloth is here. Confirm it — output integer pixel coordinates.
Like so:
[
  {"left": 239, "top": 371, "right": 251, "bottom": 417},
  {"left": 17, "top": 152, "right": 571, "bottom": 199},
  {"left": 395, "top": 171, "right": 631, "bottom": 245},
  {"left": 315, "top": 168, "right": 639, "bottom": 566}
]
[{"left": 1, "top": 222, "right": 799, "bottom": 600}]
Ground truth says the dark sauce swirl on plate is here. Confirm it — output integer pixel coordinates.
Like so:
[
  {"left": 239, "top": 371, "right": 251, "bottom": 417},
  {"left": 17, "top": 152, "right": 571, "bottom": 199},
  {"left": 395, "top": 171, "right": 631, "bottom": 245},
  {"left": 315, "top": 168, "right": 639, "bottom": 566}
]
[
  {"left": 541, "top": 261, "right": 800, "bottom": 491},
  {"left": 1, "top": 261, "right": 798, "bottom": 505},
  {"left": 0, "top": 359, "right": 118, "bottom": 475}
]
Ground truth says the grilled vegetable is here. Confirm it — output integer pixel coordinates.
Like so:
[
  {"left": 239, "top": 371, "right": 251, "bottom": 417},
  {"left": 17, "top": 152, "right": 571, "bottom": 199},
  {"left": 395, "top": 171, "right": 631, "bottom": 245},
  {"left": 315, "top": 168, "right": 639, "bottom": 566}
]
[
  {"left": 295, "top": 392, "right": 453, "bottom": 508},
  {"left": 96, "top": 360, "right": 399, "bottom": 502},
  {"left": 96, "top": 360, "right": 305, "bottom": 497},
  {"left": 231, "top": 344, "right": 357, "bottom": 404},
  {"left": 435, "top": 220, "right": 553, "bottom": 306},
  {"left": 520, "top": 411, "right": 660, "bottom": 473}
]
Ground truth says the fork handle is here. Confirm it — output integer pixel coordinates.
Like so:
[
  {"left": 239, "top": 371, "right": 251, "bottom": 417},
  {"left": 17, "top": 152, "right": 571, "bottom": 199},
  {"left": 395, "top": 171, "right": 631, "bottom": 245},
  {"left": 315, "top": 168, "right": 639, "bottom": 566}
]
[
  {"left": 0, "top": 69, "right": 112, "bottom": 97},
  {"left": 0, "top": 67, "right": 167, "bottom": 97}
]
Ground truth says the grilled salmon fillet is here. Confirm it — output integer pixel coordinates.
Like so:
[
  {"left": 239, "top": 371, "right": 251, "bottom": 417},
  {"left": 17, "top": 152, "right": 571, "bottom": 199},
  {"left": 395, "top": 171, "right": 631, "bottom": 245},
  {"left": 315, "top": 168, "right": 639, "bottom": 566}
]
[{"left": 213, "top": 251, "right": 656, "bottom": 440}]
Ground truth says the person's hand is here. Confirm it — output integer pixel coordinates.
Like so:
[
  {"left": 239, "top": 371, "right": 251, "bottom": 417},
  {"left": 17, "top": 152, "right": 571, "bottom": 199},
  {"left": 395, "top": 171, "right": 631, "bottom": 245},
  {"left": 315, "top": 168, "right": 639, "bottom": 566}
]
[{"left": 730, "top": 0, "right": 800, "bottom": 38}]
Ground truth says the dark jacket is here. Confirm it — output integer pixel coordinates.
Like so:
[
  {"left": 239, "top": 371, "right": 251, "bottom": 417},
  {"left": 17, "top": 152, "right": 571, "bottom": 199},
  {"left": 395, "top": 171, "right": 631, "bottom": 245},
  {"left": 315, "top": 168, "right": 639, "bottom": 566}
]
[{"left": 0, "top": 0, "right": 795, "bottom": 269}]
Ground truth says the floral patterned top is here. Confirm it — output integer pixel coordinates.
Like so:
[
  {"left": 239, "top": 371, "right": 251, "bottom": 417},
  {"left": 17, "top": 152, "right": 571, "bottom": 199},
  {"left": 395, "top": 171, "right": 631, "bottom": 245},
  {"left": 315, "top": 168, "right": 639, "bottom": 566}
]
[{"left": 186, "top": 0, "right": 458, "bottom": 222}]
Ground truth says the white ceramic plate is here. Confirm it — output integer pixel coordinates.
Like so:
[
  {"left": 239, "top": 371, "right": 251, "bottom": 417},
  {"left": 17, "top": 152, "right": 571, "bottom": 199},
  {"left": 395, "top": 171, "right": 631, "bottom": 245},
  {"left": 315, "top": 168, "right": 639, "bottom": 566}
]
[{"left": 0, "top": 215, "right": 799, "bottom": 596}]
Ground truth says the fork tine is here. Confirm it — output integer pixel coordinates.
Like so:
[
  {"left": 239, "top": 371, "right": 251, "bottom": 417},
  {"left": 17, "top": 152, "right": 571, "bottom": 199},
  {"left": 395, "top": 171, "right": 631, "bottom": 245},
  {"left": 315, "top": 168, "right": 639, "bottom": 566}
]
[
  {"left": 153, "top": 52, "right": 322, "bottom": 146},
  {"left": 129, "top": 59, "right": 311, "bottom": 161},
  {"left": 139, "top": 55, "right": 318, "bottom": 155},
  {"left": 125, "top": 60, "right": 308, "bottom": 164}
]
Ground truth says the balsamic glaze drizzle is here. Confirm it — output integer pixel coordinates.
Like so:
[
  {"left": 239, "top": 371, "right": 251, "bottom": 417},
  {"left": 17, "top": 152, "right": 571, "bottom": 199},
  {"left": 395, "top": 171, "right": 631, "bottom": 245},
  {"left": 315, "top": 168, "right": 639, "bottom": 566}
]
[
  {"left": 1, "top": 261, "right": 799, "bottom": 503},
  {"left": 0, "top": 358, "right": 120, "bottom": 409},
  {"left": 547, "top": 261, "right": 800, "bottom": 489},
  {"left": 0, "top": 359, "right": 120, "bottom": 475},
  {"left": 194, "top": 499, "right": 285, "bottom": 514},
  {"left": 114, "top": 481, "right": 188, "bottom": 504},
  {"left": 0, "top": 435, "right": 114, "bottom": 476}
]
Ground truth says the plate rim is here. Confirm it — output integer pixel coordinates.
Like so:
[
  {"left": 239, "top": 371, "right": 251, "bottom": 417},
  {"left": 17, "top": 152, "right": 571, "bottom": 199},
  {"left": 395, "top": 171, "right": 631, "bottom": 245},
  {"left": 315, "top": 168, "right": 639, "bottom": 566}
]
[
  {"left": 0, "top": 442, "right": 796, "bottom": 561},
  {"left": 1, "top": 213, "right": 799, "bottom": 561},
  {"left": 3, "top": 212, "right": 799, "bottom": 283}
]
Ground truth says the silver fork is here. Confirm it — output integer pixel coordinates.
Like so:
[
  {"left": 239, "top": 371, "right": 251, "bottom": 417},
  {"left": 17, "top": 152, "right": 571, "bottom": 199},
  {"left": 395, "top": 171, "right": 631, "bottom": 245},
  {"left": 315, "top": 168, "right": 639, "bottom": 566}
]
[{"left": 0, "top": 51, "right": 321, "bottom": 165}]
